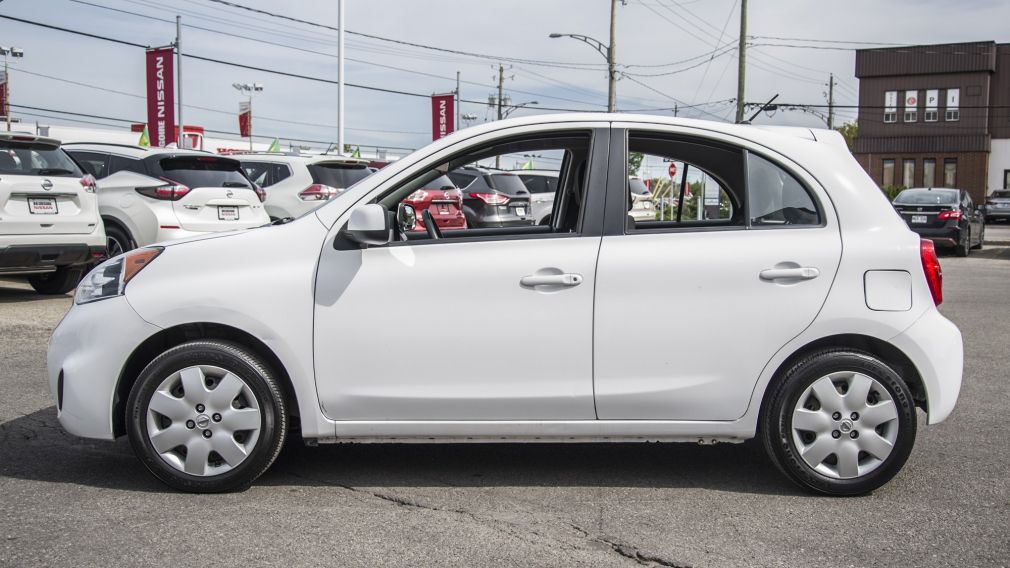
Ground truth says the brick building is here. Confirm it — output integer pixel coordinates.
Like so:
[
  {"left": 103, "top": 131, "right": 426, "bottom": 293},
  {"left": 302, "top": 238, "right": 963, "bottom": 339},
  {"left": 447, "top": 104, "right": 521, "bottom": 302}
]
[{"left": 852, "top": 41, "right": 1010, "bottom": 203}]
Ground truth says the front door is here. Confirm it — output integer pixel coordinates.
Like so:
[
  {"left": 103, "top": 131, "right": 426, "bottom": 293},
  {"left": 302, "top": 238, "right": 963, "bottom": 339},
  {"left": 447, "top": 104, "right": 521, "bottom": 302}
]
[{"left": 312, "top": 127, "right": 607, "bottom": 421}]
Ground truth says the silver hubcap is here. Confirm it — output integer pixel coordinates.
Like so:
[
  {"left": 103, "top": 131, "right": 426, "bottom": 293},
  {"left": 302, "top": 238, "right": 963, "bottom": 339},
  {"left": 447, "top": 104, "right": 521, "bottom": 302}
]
[
  {"left": 791, "top": 371, "right": 900, "bottom": 480},
  {"left": 145, "top": 365, "right": 262, "bottom": 477},
  {"left": 107, "top": 235, "right": 124, "bottom": 257}
]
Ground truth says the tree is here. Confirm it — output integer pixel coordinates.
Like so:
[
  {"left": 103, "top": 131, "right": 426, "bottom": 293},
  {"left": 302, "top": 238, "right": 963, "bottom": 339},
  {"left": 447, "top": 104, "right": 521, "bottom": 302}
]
[
  {"left": 628, "top": 152, "right": 644, "bottom": 176},
  {"left": 836, "top": 121, "right": 858, "bottom": 151}
]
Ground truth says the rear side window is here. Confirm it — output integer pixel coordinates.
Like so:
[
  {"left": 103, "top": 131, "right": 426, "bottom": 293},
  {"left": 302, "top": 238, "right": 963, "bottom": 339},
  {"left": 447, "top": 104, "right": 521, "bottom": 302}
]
[
  {"left": 242, "top": 161, "right": 292, "bottom": 187},
  {"left": 747, "top": 153, "right": 821, "bottom": 226},
  {"left": 307, "top": 163, "right": 371, "bottom": 189},
  {"left": 153, "top": 156, "right": 251, "bottom": 188},
  {"left": 109, "top": 155, "right": 149, "bottom": 176},
  {"left": 67, "top": 151, "right": 109, "bottom": 178},
  {"left": 0, "top": 141, "right": 82, "bottom": 177}
]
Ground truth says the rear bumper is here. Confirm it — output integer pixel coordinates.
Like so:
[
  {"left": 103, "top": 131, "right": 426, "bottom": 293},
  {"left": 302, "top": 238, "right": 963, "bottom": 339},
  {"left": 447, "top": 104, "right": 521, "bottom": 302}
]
[
  {"left": 0, "top": 241, "right": 106, "bottom": 273},
  {"left": 890, "top": 308, "right": 963, "bottom": 425},
  {"left": 909, "top": 226, "right": 961, "bottom": 247},
  {"left": 984, "top": 208, "right": 1010, "bottom": 220}
]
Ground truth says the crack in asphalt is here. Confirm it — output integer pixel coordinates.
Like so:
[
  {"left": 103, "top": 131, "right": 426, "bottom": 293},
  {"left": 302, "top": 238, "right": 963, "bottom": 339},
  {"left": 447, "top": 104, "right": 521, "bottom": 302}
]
[{"left": 568, "top": 523, "right": 692, "bottom": 568}]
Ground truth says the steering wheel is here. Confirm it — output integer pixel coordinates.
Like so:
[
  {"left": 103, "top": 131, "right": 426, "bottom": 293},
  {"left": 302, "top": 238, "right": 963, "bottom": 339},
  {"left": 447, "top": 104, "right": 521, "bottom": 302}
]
[{"left": 422, "top": 210, "right": 442, "bottom": 240}]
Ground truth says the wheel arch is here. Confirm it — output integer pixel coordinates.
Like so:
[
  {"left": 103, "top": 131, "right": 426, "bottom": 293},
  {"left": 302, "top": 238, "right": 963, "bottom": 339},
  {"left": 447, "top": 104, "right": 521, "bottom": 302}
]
[
  {"left": 101, "top": 215, "right": 135, "bottom": 246},
  {"left": 113, "top": 322, "right": 301, "bottom": 437},
  {"left": 758, "top": 333, "right": 928, "bottom": 423}
]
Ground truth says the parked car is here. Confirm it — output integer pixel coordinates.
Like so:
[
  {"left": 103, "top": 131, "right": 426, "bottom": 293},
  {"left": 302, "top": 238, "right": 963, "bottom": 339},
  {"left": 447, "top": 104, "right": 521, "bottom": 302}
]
[
  {"left": 49, "top": 114, "right": 962, "bottom": 496},
  {"left": 447, "top": 166, "right": 533, "bottom": 228},
  {"left": 892, "top": 187, "right": 984, "bottom": 257},
  {"left": 517, "top": 169, "right": 559, "bottom": 225},
  {"left": 0, "top": 133, "right": 105, "bottom": 294},
  {"left": 235, "top": 153, "right": 372, "bottom": 220},
  {"left": 984, "top": 189, "right": 1010, "bottom": 223},
  {"left": 628, "top": 177, "right": 656, "bottom": 222},
  {"left": 64, "top": 143, "right": 269, "bottom": 255},
  {"left": 398, "top": 174, "right": 466, "bottom": 232}
]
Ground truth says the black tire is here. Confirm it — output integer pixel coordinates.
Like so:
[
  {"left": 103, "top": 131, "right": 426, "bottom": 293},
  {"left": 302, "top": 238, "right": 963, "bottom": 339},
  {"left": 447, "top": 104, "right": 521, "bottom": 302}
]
[
  {"left": 955, "top": 229, "right": 969, "bottom": 257},
  {"left": 126, "top": 340, "right": 287, "bottom": 493},
  {"left": 105, "top": 223, "right": 135, "bottom": 257},
  {"left": 27, "top": 265, "right": 84, "bottom": 295},
  {"left": 760, "top": 349, "right": 917, "bottom": 496},
  {"left": 972, "top": 226, "right": 984, "bottom": 250}
]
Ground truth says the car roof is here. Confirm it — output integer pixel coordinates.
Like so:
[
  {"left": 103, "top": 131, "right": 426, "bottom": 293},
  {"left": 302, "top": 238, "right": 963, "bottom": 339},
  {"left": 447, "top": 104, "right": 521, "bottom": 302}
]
[
  {"left": 61, "top": 142, "right": 213, "bottom": 159},
  {"left": 232, "top": 152, "right": 370, "bottom": 167},
  {"left": 0, "top": 131, "right": 64, "bottom": 147}
]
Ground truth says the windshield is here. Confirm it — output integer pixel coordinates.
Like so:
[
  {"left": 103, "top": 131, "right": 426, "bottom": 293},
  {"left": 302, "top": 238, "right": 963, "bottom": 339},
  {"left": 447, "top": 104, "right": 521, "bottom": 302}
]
[
  {"left": 894, "top": 189, "right": 958, "bottom": 205},
  {"left": 308, "top": 163, "right": 371, "bottom": 189},
  {"left": 155, "top": 156, "right": 251, "bottom": 188},
  {"left": 991, "top": 190, "right": 1010, "bottom": 199},
  {"left": 0, "top": 141, "right": 83, "bottom": 177},
  {"left": 629, "top": 178, "right": 651, "bottom": 195}
]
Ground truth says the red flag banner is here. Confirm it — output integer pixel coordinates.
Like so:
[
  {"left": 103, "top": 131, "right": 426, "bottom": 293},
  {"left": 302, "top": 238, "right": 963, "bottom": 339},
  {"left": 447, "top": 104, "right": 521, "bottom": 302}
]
[
  {"left": 238, "top": 101, "right": 252, "bottom": 138},
  {"left": 0, "top": 70, "right": 8, "bottom": 120},
  {"left": 431, "top": 93, "right": 455, "bottom": 141},
  {"left": 145, "top": 47, "right": 176, "bottom": 147}
]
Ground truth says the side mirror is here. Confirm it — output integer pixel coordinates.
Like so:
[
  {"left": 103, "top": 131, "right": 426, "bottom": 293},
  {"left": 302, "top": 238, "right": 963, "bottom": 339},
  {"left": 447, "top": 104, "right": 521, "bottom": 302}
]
[
  {"left": 397, "top": 202, "right": 417, "bottom": 232},
  {"left": 344, "top": 204, "right": 392, "bottom": 246}
]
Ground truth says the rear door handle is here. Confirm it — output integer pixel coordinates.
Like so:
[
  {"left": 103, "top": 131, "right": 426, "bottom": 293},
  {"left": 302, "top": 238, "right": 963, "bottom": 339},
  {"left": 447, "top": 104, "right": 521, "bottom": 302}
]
[
  {"left": 760, "top": 267, "right": 820, "bottom": 281},
  {"left": 520, "top": 273, "right": 583, "bottom": 287}
]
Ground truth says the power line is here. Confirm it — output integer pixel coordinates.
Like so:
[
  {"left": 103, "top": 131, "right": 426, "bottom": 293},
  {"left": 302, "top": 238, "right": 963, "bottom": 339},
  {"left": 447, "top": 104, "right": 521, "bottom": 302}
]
[{"left": 749, "top": 35, "right": 908, "bottom": 46}]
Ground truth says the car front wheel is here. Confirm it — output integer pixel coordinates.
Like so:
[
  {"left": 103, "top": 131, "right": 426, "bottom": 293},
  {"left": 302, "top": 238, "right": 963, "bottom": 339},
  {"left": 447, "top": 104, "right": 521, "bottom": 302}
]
[
  {"left": 28, "top": 265, "right": 84, "bottom": 295},
  {"left": 761, "top": 349, "right": 916, "bottom": 495},
  {"left": 126, "top": 340, "right": 287, "bottom": 493}
]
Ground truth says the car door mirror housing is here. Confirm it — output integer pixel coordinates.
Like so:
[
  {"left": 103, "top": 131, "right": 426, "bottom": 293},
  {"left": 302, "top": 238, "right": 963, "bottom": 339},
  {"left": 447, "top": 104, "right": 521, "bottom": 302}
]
[
  {"left": 344, "top": 203, "right": 392, "bottom": 246},
  {"left": 396, "top": 202, "right": 417, "bottom": 232}
]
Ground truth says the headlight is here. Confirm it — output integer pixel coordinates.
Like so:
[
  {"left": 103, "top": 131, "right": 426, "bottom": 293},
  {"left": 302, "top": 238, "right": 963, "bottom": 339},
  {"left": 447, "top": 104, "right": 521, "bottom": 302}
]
[{"left": 75, "top": 247, "right": 163, "bottom": 304}]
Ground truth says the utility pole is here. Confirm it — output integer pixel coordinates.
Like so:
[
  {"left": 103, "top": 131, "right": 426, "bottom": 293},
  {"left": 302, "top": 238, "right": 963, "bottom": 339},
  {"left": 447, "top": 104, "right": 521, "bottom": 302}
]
[
  {"left": 337, "top": 0, "right": 345, "bottom": 154},
  {"left": 176, "top": 15, "right": 183, "bottom": 146},
  {"left": 455, "top": 71, "right": 461, "bottom": 130},
  {"left": 827, "top": 72, "right": 836, "bottom": 129},
  {"left": 608, "top": 0, "right": 618, "bottom": 112},
  {"left": 734, "top": 0, "right": 747, "bottom": 123},
  {"left": 496, "top": 63, "right": 504, "bottom": 168}
]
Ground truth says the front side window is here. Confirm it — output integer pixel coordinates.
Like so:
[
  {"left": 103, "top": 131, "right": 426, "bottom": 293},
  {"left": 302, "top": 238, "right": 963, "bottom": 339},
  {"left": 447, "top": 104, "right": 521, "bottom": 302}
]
[
  {"left": 109, "top": 154, "right": 148, "bottom": 176},
  {"left": 747, "top": 153, "right": 821, "bottom": 226},
  {"left": 67, "top": 150, "right": 109, "bottom": 178}
]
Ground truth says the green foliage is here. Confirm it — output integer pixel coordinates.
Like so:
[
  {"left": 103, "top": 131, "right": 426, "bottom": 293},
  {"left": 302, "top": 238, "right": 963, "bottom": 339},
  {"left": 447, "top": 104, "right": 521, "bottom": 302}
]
[
  {"left": 628, "top": 152, "right": 644, "bottom": 176},
  {"left": 836, "top": 122, "right": 858, "bottom": 151},
  {"left": 881, "top": 184, "right": 905, "bottom": 201}
]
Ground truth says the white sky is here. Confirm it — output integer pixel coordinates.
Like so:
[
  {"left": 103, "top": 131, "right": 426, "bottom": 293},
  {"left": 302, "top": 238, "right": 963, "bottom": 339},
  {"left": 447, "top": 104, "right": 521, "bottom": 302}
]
[{"left": 2, "top": 0, "right": 1008, "bottom": 152}]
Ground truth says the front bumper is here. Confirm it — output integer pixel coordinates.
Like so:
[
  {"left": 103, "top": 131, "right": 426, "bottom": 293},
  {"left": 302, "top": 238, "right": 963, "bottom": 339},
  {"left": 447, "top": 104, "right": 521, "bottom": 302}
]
[
  {"left": 48, "top": 295, "right": 161, "bottom": 439},
  {"left": 890, "top": 308, "right": 963, "bottom": 425}
]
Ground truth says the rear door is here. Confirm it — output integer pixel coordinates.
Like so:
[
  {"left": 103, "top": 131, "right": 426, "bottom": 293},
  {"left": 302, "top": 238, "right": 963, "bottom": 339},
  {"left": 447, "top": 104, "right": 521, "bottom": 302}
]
[
  {"left": 148, "top": 155, "right": 269, "bottom": 231},
  {"left": 593, "top": 128, "right": 842, "bottom": 421},
  {"left": 0, "top": 140, "right": 98, "bottom": 235}
]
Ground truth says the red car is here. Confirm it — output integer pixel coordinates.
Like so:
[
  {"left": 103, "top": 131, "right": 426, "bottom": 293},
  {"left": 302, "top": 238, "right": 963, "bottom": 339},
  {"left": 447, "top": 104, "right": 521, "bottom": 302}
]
[{"left": 400, "top": 175, "right": 467, "bottom": 232}]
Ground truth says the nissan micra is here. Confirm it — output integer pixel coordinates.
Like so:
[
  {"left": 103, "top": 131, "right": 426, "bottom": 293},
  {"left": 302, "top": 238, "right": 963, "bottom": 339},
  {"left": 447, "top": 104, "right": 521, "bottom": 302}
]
[{"left": 48, "top": 115, "right": 963, "bottom": 495}]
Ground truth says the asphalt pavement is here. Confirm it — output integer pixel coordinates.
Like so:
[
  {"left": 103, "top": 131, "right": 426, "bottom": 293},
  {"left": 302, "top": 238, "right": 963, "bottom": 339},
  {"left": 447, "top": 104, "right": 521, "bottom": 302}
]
[{"left": 1, "top": 252, "right": 1008, "bottom": 568}]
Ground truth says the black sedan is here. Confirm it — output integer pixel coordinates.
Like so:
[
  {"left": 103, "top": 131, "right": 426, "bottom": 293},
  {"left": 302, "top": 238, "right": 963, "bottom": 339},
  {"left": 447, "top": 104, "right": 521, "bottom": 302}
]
[{"left": 892, "top": 187, "right": 984, "bottom": 257}]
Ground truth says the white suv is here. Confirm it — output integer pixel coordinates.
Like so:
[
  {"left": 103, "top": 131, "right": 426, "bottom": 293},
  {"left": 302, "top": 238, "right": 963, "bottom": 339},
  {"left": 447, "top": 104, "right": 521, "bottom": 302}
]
[
  {"left": 48, "top": 115, "right": 962, "bottom": 495},
  {"left": 234, "top": 153, "right": 372, "bottom": 220},
  {"left": 64, "top": 143, "right": 269, "bottom": 254},
  {"left": 0, "top": 133, "right": 104, "bottom": 294}
]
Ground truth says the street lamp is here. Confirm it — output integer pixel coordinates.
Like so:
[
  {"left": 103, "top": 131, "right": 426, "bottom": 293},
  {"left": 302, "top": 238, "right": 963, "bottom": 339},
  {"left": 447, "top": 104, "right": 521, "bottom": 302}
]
[
  {"left": 0, "top": 46, "right": 25, "bottom": 131},
  {"left": 502, "top": 100, "right": 538, "bottom": 119},
  {"left": 232, "top": 82, "right": 263, "bottom": 150},
  {"left": 549, "top": 32, "right": 616, "bottom": 112}
]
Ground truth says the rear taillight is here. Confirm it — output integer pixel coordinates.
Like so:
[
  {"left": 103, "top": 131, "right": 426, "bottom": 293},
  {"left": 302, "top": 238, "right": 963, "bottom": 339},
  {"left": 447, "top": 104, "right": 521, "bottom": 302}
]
[
  {"left": 136, "top": 178, "right": 190, "bottom": 201},
  {"left": 80, "top": 174, "right": 97, "bottom": 193},
  {"left": 447, "top": 189, "right": 463, "bottom": 206},
  {"left": 254, "top": 183, "right": 267, "bottom": 203},
  {"left": 298, "top": 183, "right": 341, "bottom": 201},
  {"left": 937, "top": 209, "right": 962, "bottom": 220},
  {"left": 920, "top": 239, "right": 943, "bottom": 306},
  {"left": 469, "top": 192, "right": 509, "bottom": 205},
  {"left": 405, "top": 190, "right": 429, "bottom": 203}
]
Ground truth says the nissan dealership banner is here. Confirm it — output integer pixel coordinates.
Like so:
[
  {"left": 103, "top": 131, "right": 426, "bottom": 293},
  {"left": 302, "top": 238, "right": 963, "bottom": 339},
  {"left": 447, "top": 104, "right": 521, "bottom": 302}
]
[
  {"left": 238, "top": 101, "right": 252, "bottom": 137},
  {"left": 431, "top": 93, "right": 455, "bottom": 141},
  {"left": 145, "top": 47, "right": 176, "bottom": 147},
  {"left": 0, "top": 70, "right": 8, "bottom": 119}
]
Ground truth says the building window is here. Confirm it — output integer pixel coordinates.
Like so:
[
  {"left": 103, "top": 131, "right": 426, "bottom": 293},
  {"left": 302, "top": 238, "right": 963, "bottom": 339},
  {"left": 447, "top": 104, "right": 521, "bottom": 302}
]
[
  {"left": 884, "top": 111, "right": 897, "bottom": 123},
  {"left": 923, "top": 159, "right": 936, "bottom": 188},
  {"left": 903, "top": 90, "right": 918, "bottom": 123},
  {"left": 925, "top": 110, "right": 938, "bottom": 122},
  {"left": 945, "top": 88, "right": 960, "bottom": 121},
  {"left": 904, "top": 110, "right": 918, "bottom": 123},
  {"left": 903, "top": 159, "right": 915, "bottom": 188},
  {"left": 1003, "top": 169, "right": 1010, "bottom": 189},
  {"left": 945, "top": 109, "right": 960, "bottom": 121},
  {"left": 943, "top": 158, "right": 957, "bottom": 188},
  {"left": 884, "top": 91, "right": 897, "bottom": 123},
  {"left": 882, "top": 159, "right": 895, "bottom": 187}
]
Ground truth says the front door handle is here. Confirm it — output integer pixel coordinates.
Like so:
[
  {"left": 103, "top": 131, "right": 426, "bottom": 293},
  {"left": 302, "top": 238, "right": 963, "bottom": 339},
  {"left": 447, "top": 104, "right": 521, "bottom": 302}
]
[
  {"left": 760, "top": 267, "right": 820, "bottom": 281},
  {"left": 520, "top": 273, "right": 583, "bottom": 287}
]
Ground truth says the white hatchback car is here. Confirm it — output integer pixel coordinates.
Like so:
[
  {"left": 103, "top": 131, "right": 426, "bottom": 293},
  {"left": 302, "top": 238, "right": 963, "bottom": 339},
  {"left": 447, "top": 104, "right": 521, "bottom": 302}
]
[
  {"left": 49, "top": 115, "right": 962, "bottom": 495},
  {"left": 0, "top": 133, "right": 105, "bottom": 294},
  {"left": 64, "top": 143, "right": 269, "bottom": 255},
  {"left": 235, "top": 153, "right": 373, "bottom": 220}
]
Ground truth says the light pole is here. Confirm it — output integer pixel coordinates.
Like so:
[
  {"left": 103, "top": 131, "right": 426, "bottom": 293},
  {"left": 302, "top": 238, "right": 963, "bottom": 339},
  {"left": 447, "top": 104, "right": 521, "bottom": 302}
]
[
  {"left": 549, "top": 29, "right": 616, "bottom": 112},
  {"left": 502, "top": 100, "right": 538, "bottom": 119},
  {"left": 232, "top": 82, "right": 263, "bottom": 150},
  {"left": 0, "top": 47, "right": 25, "bottom": 132}
]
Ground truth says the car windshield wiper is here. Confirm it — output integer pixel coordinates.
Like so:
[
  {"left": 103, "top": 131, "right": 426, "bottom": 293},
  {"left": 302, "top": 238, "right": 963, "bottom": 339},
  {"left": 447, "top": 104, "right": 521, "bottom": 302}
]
[{"left": 36, "top": 168, "right": 75, "bottom": 175}]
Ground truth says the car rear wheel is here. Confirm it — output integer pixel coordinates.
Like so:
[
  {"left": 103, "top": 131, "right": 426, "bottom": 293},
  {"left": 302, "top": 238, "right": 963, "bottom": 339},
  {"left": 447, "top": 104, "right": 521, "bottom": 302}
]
[
  {"left": 126, "top": 340, "right": 287, "bottom": 493},
  {"left": 105, "top": 224, "right": 135, "bottom": 257},
  {"left": 761, "top": 349, "right": 916, "bottom": 496},
  {"left": 27, "top": 266, "right": 84, "bottom": 295}
]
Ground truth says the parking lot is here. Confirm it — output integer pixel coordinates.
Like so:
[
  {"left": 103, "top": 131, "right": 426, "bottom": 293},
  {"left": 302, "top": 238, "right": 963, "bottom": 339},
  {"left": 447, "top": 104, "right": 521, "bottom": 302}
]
[{"left": 0, "top": 249, "right": 1007, "bottom": 568}]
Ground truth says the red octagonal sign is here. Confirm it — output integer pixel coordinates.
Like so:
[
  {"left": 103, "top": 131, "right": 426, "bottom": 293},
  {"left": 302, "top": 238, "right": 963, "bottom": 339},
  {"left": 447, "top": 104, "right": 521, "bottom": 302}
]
[{"left": 668, "top": 162, "right": 677, "bottom": 178}]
